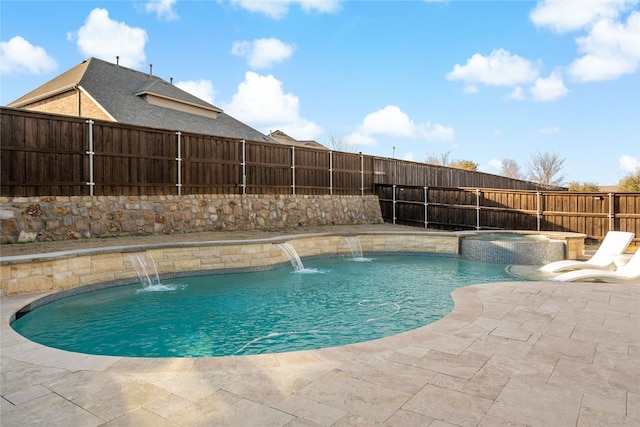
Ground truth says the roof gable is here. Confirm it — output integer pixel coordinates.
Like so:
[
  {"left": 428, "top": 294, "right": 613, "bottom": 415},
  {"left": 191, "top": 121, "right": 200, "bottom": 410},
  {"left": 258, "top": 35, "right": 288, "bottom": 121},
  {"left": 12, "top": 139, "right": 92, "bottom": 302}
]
[
  {"left": 268, "top": 130, "right": 328, "bottom": 150},
  {"left": 7, "top": 60, "right": 90, "bottom": 107}
]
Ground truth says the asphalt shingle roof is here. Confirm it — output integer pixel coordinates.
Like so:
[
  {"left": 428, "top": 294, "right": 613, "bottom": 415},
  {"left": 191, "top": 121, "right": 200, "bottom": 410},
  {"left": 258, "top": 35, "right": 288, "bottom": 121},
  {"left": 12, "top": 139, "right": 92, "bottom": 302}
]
[{"left": 8, "top": 58, "right": 274, "bottom": 143}]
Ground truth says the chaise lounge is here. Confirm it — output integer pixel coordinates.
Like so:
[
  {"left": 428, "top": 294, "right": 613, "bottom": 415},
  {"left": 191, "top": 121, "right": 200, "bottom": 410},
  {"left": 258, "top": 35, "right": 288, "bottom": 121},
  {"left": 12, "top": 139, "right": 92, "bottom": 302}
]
[
  {"left": 551, "top": 248, "right": 640, "bottom": 283},
  {"left": 539, "top": 231, "right": 634, "bottom": 273}
]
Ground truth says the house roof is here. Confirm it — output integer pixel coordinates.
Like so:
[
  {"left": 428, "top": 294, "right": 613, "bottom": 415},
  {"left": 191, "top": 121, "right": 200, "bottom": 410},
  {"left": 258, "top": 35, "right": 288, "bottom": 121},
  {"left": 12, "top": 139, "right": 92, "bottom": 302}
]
[
  {"left": 268, "top": 129, "right": 328, "bottom": 150},
  {"left": 8, "top": 57, "right": 274, "bottom": 143}
]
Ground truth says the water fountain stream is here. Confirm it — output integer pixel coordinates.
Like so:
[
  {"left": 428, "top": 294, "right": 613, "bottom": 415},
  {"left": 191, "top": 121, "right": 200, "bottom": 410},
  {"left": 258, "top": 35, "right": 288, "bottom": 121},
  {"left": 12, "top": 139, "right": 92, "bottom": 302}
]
[
  {"left": 343, "top": 236, "right": 372, "bottom": 262},
  {"left": 127, "top": 252, "right": 160, "bottom": 288},
  {"left": 277, "top": 243, "right": 305, "bottom": 272}
]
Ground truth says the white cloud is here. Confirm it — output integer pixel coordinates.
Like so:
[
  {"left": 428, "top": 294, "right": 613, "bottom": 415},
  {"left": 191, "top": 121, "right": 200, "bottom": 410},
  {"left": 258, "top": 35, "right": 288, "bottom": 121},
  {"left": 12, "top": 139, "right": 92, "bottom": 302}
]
[
  {"left": 175, "top": 79, "right": 216, "bottom": 104},
  {"left": 70, "top": 8, "right": 148, "bottom": 69},
  {"left": 530, "top": 0, "right": 637, "bottom": 33},
  {"left": 298, "top": 0, "right": 343, "bottom": 14},
  {"left": 530, "top": 1, "right": 640, "bottom": 82},
  {"left": 231, "top": 38, "right": 295, "bottom": 69},
  {"left": 229, "top": 0, "right": 342, "bottom": 19},
  {"left": 619, "top": 154, "right": 640, "bottom": 172},
  {"left": 277, "top": 120, "right": 324, "bottom": 140},
  {"left": 506, "top": 86, "right": 525, "bottom": 100},
  {"left": 446, "top": 49, "right": 540, "bottom": 91},
  {"left": 145, "top": 0, "right": 179, "bottom": 21},
  {"left": 568, "top": 11, "right": 640, "bottom": 81},
  {"left": 361, "top": 106, "right": 416, "bottom": 138},
  {"left": 403, "top": 152, "right": 415, "bottom": 162},
  {"left": 0, "top": 36, "right": 57, "bottom": 75},
  {"left": 530, "top": 71, "right": 569, "bottom": 101},
  {"left": 346, "top": 105, "right": 454, "bottom": 147},
  {"left": 480, "top": 158, "right": 503, "bottom": 174},
  {"left": 224, "top": 71, "right": 322, "bottom": 139},
  {"left": 417, "top": 122, "right": 455, "bottom": 142},
  {"left": 344, "top": 132, "right": 376, "bottom": 147}
]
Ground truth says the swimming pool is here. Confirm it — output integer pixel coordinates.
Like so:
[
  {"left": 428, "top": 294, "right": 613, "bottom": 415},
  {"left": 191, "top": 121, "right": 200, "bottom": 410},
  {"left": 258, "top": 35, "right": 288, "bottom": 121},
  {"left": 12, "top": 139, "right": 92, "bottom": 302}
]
[{"left": 11, "top": 255, "right": 517, "bottom": 357}]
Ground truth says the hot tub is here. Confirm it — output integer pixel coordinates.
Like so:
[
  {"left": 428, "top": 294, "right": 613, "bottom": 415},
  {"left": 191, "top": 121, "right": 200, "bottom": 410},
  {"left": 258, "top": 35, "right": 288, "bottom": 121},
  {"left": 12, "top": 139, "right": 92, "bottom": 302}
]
[{"left": 459, "top": 231, "right": 565, "bottom": 265}]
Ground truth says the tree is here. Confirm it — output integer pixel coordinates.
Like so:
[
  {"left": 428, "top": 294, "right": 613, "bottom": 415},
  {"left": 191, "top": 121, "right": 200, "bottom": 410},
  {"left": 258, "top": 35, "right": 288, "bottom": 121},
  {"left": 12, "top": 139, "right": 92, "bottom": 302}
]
[
  {"left": 567, "top": 181, "right": 600, "bottom": 192},
  {"left": 425, "top": 152, "right": 477, "bottom": 170},
  {"left": 500, "top": 159, "right": 522, "bottom": 180},
  {"left": 327, "top": 132, "right": 358, "bottom": 153},
  {"left": 618, "top": 168, "right": 640, "bottom": 192},
  {"left": 425, "top": 152, "right": 452, "bottom": 166},
  {"left": 525, "top": 151, "right": 565, "bottom": 187},
  {"left": 449, "top": 160, "right": 479, "bottom": 171}
]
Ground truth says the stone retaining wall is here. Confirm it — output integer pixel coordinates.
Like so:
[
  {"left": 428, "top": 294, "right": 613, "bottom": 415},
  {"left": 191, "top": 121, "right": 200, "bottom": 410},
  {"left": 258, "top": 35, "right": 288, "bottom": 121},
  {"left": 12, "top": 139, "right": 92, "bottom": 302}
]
[{"left": 0, "top": 194, "right": 383, "bottom": 244}]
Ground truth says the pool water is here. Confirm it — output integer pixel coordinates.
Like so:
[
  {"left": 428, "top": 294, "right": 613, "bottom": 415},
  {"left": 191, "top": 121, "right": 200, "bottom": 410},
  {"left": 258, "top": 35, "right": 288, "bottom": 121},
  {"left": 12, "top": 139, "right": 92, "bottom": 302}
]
[{"left": 12, "top": 255, "right": 516, "bottom": 357}]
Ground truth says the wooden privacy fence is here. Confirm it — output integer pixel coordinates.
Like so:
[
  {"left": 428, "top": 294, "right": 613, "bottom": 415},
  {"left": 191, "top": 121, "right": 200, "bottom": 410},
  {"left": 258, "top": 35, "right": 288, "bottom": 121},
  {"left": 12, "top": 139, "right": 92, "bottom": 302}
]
[
  {"left": 377, "top": 184, "right": 640, "bottom": 244},
  {"left": 2, "top": 115, "right": 371, "bottom": 197},
  {"left": 1, "top": 108, "right": 548, "bottom": 197}
]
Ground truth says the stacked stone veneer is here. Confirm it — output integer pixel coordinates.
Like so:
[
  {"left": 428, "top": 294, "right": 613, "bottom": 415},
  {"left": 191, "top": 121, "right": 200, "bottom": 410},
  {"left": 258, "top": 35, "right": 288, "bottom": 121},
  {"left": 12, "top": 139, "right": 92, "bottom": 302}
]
[
  {"left": 0, "top": 194, "right": 383, "bottom": 244},
  {"left": 0, "top": 233, "right": 458, "bottom": 296}
]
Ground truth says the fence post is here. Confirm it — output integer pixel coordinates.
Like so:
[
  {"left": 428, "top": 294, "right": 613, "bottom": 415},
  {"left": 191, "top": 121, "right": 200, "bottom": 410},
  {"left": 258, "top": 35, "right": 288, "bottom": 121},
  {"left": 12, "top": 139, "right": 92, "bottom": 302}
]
[
  {"left": 241, "top": 140, "right": 246, "bottom": 195},
  {"left": 360, "top": 152, "right": 364, "bottom": 196},
  {"left": 424, "top": 186, "right": 428, "bottom": 229},
  {"left": 291, "top": 146, "right": 296, "bottom": 195},
  {"left": 536, "top": 191, "right": 542, "bottom": 231},
  {"left": 392, "top": 184, "right": 397, "bottom": 225},
  {"left": 329, "top": 151, "right": 333, "bottom": 195},
  {"left": 608, "top": 193, "right": 614, "bottom": 231},
  {"left": 475, "top": 188, "right": 481, "bottom": 230},
  {"left": 86, "top": 119, "right": 95, "bottom": 196},
  {"left": 175, "top": 132, "right": 182, "bottom": 196}
]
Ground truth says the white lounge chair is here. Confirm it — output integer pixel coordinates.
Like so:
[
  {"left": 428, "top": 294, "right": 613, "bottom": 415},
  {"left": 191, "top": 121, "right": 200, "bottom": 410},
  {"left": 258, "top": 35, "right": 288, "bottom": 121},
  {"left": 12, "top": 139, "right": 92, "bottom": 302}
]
[
  {"left": 538, "top": 231, "right": 634, "bottom": 273},
  {"left": 552, "top": 249, "right": 640, "bottom": 283}
]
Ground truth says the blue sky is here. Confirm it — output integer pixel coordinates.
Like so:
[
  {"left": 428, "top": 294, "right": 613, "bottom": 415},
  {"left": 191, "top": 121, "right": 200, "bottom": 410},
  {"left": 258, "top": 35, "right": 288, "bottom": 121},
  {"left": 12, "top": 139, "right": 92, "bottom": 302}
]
[{"left": 1, "top": 0, "right": 639, "bottom": 186}]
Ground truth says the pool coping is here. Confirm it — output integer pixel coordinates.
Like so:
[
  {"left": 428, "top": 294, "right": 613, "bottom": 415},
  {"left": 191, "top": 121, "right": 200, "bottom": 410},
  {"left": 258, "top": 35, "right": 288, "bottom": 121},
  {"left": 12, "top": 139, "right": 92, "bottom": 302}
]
[
  {"left": 0, "top": 231, "right": 446, "bottom": 264},
  {"left": 0, "top": 229, "right": 586, "bottom": 265}
]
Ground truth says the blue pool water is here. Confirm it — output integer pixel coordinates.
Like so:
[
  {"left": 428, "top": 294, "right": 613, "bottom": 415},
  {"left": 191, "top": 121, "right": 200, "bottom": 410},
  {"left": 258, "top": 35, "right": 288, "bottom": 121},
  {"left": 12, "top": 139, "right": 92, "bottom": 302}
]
[{"left": 12, "top": 255, "right": 516, "bottom": 358}]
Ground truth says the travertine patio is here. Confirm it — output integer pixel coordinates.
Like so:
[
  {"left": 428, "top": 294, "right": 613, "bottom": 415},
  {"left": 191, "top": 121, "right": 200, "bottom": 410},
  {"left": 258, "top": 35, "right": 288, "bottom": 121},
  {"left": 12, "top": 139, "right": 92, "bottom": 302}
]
[{"left": 2, "top": 277, "right": 638, "bottom": 426}]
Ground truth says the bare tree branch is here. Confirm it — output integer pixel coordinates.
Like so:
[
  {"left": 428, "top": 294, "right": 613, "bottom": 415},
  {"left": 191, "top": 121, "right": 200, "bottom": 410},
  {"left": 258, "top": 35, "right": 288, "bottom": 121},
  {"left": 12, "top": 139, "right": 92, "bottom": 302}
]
[
  {"left": 500, "top": 158, "right": 522, "bottom": 179},
  {"left": 526, "top": 151, "right": 565, "bottom": 188},
  {"left": 328, "top": 132, "right": 358, "bottom": 153}
]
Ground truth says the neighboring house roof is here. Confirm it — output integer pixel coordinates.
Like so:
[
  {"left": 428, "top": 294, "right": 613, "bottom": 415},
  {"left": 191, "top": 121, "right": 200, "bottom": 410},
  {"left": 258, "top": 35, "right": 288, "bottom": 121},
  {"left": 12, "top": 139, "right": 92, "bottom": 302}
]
[
  {"left": 7, "top": 57, "right": 274, "bottom": 143},
  {"left": 268, "top": 129, "right": 328, "bottom": 150}
]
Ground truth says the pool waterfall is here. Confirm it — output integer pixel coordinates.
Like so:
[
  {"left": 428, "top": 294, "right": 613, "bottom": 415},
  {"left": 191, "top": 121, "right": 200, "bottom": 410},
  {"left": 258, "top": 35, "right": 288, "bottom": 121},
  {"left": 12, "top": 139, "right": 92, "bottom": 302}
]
[
  {"left": 127, "top": 252, "right": 182, "bottom": 292},
  {"left": 278, "top": 243, "right": 305, "bottom": 272},
  {"left": 127, "top": 252, "right": 160, "bottom": 288},
  {"left": 343, "top": 236, "right": 372, "bottom": 262}
]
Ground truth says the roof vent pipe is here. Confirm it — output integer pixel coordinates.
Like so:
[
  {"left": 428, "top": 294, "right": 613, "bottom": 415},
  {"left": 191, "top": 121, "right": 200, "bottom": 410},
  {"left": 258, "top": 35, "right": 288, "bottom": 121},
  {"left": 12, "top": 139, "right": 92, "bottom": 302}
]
[
  {"left": 149, "top": 64, "right": 153, "bottom": 76},
  {"left": 170, "top": 77, "right": 173, "bottom": 85},
  {"left": 116, "top": 56, "right": 119, "bottom": 66}
]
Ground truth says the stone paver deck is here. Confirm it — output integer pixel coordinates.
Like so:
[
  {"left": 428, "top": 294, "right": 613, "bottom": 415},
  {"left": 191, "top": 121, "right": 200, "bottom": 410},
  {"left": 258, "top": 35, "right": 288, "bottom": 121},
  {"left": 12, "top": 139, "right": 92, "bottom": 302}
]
[{"left": 2, "top": 278, "right": 638, "bottom": 426}]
